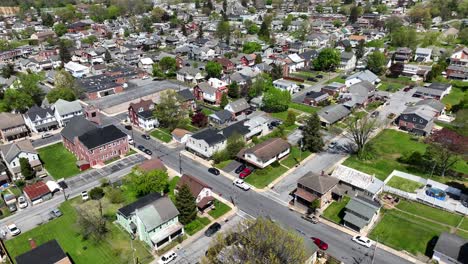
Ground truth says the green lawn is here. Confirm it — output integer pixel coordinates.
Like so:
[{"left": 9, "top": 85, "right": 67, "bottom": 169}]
[
  {"left": 442, "top": 87, "right": 465, "bottom": 106},
  {"left": 457, "top": 229, "right": 468, "bottom": 239},
  {"left": 396, "top": 200, "right": 464, "bottom": 227},
  {"left": 150, "top": 129, "right": 172, "bottom": 143},
  {"left": 326, "top": 76, "right": 346, "bottom": 84},
  {"left": 38, "top": 143, "right": 81, "bottom": 179},
  {"left": 280, "top": 147, "right": 312, "bottom": 168},
  {"left": 168, "top": 176, "right": 180, "bottom": 202},
  {"left": 270, "top": 109, "right": 301, "bottom": 121},
  {"left": 321, "top": 196, "right": 350, "bottom": 224},
  {"left": 125, "top": 149, "right": 137, "bottom": 156},
  {"left": 288, "top": 102, "right": 319, "bottom": 114},
  {"left": 244, "top": 162, "right": 288, "bottom": 189},
  {"left": 104, "top": 156, "right": 120, "bottom": 165},
  {"left": 378, "top": 82, "right": 405, "bottom": 92},
  {"left": 290, "top": 71, "right": 317, "bottom": 79},
  {"left": 208, "top": 199, "right": 232, "bottom": 219},
  {"left": 184, "top": 217, "right": 211, "bottom": 236},
  {"left": 201, "top": 108, "right": 214, "bottom": 116},
  {"left": 460, "top": 217, "right": 468, "bottom": 231},
  {"left": 5, "top": 201, "right": 153, "bottom": 264},
  {"left": 215, "top": 159, "right": 233, "bottom": 169},
  {"left": 386, "top": 176, "right": 424, "bottom": 193},
  {"left": 369, "top": 209, "right": 450, "bottom": 256}
]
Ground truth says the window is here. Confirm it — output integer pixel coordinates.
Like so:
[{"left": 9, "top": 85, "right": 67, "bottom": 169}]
[
  {"left": 403, "top": 116, "right": 407, "bottom": 120},
  {"left": 413, "top": 118, "right": 416, "bottom": 121},
  {"left": 12, "top": 161, "right": 16, "bottom": 167},
  {"left": 419, "top": 119, "right": 423, "bottom": 123}
]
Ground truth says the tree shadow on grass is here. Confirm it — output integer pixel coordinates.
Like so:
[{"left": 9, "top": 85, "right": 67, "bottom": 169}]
[{"left": 425, "top": 235, "right": 438, "bottom": 257}]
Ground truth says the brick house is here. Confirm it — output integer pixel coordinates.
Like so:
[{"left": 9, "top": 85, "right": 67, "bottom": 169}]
[
  {"left": 213, "top": 57, "right": 235, "bottom": 74},
  {"left": 128, "top": 99, "right": 158, "bottom": 131},
  {"left": 176, "top": 174, "right": 214, "bottom": 212},
  {"left": 292, "top": 172, "right": 340, "bottom": 209},
  {"left": 193, "top": 79, "right": 228, "bottom": 105}
]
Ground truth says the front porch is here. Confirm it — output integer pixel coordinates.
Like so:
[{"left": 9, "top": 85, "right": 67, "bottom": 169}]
[{"left": 151, "top": 223, "right": 184, "bottom": 250}]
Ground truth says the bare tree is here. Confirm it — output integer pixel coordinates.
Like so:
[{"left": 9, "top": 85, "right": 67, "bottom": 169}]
[
  {"left": 346, "top": 116, "right": 378, "bottom": 158},
  {"left": 425, "top": 143, "right": 459, "bottom": 177},
  {"left": 76, "top": 201, "right": 107, "bottom": 241}
]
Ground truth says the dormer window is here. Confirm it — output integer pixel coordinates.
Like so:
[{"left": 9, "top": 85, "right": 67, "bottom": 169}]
[
  {"left": 138, "top": 107, "right": 143, "bottom": 112},
  {"left": 149, "top": 104, "right": 154, "bottom": 110}
]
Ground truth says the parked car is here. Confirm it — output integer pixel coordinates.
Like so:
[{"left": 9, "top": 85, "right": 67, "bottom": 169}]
[
  {"left": 310, "top": 77, "right": 318, "bottom": 82},
  {"left": 311, "top": 237, "right": 328, "bottom": 250},
  {"left": 327, "top": 141, "right": 337, "bottom": 149},
  {"left": 301, "top": 214, "right": 319, "bottom": 224},
  {"left": 8, "top": 224, "right": 21, "bottom": 236},
  {"left": 137, "top": 145, "right": 146, "bottom": 151},
  {"left": 127, "top": 135, "right": 134, "bottom": 144},
  {"left": 235, "top": 164, "right": 246, "bottom": 174},
  {"left": 204, "top": 222, "right": 222, "bottom": 237},
  {"left": 17, "top": 196, "right": 28, "bottom": 209},
  {"left": 158, "top": 250, "right": 177, "bottom": 264},
  {"left": 352, "top": 235, "right": 373, "bottom": 248},
  {"left": 124, "top": 125, "right": 132, "bottom": 130},
  {"left": 208, "top": 167, "right": 220, "bottom": 175},
  {"left": 141, "top": 134, "right": 151, "bottom": 140},
  {"left": 144, "top": 149, "right": 153, "bottom": 155},
  {"left": 239, "top": 168, "right": 252, "bottom": 179},
  {"left": 371, "top": 111, "right": 379, "bottom": 118},
  {"left": 8, "top": 203, "right": 17, "bottom": 213},
  {"left": 233, "top": 179, "right": 250, "bottom": 191},
  {"left": 50, "top": 208, "right": 63, "bottom": 218},
  {"left": 316, "top": 74, "right": 323, "bottom": 79},
  {"left": 41, "top": 133, "right": 52, "bottom": 139},
  {"left": 81, "top": 191, "right": 89, "bottom": 201}
]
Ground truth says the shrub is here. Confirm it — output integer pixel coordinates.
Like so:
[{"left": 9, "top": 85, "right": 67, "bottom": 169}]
[{"left": 107, "top": 188, "right": 125, "bottom": 204}]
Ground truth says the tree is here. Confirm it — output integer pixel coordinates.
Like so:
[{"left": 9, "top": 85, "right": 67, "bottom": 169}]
[
  {"left": 262, "top": 87, "right": 291, "bottom": 113},
  {"left": 89, "top": 4, "right": 108, "bottom": 23},
  {"left": 225, "top": 133, "right": 245, "bottom": 158},
  {"left": 242, "top": 41, "right": 262, "bottom": 54},
  {"left": 332, "top": 19, "right": 342, "bottom": 28},
  {"left": 53, "top": 23, "right": 67, "bottom": 37},
  {"left": 19, "top": 157, "right": 34, "bottom": 180},
  {"left": 220, "top": 93, "right": 229, "bottom": 108},
  {"left": 316, "top": 4, "right": 324, "bottom": 13},
  {"left": 59, "top": 40, "right": 71, "bottom": 64},
  {"left": 391, "top": 27, "right": 417, "bottom": 49},
  {"left": 126, "top": 168, "right": 169, "bottom": 197},
  {"left": 228, "top": 81, "right": 239, "bottom": 98},
  {"left": 459, "top": 28, "right": 468, "bottom": 45},
  {"left": 223, "top": 0, "right": 228, "bottom": 12},
  {"left": 47, "top": 87, "right": 76, "bottom": 103},
  {"left": 312, "top": 48, "right": 340, "bottom": 71},
  {"left": 271, "top": 63, "right": 283, "bottom": 80},
  {"left": 82, "top": 35, "right": 98, "bottom": 45},
  {"left": 310, "top": 198, "right": 321, "bottom": 213},
  {"left": 54, "top": 69, "right": 82, "bottom": 97},
  {"left": 159, "top": 56, "right": 177, "bottom": 74},
  {"left": 355, "top": 39, "right": 365, "bottom": 61},
  {"left": 104, "top": 49, "right": 112, "bottom": 63},
  {"left": 17, "top": 73, "right": 44, "bottom": 106},
  {"left": 255, "top": 55, "right": 262, "bottom": 64},
  {"left": 425, "top": 143, "right": 459, "bottom": 177},
  {"left": 385, "top": 16, "right": 403, "bottom": 34},
  {"left": 152, "top": 64, "right": 165, "bottom": 78},
  {"left": 140, "top": 16, "right": 153, "bottom": 33},
  {"left": 216, "top": 21, "right": 230, "bottom": 41},
  {"left": 192, "top": 112, "right": 208, "bottom": 127},
  {"left": 205, "top": 61, "right": 222, "bottom": 79},
  {"left": 76, "top": 201, "right": 107, "bottom": 241},
  {"left": 258, "top": 21, "right": 270, "bottom": 42},
  {"left": 41, "top": 13, "right": 54, "bottom": 27},
  {"left": 349, "top": 5, "right": 362, "bottom": 23},
  {"left": 153, "top": 90, "right": 189, "bottom": 130},
  {"left": 346, "top": 116, "right": 377, "bottom": 158},
  {"left": 1, "top": 63, "right": 15, "bottom": 78},
  {"left": 3, "top": 89, "right": 34, "bottom": 113},
  {"left": 175, "top": 183, "right": 197, "bottom": 225},
  {"left": 107, "top": 5, "right": 121, "bottom": 20},
  {"left": 302, "top": 112, "right": 323, "bottom": 152},
  {"left": 89, "top": 187, "right": 105, "bottom": 200},
  {"left": 198, "top": 25, "right": 204, "bottom": 39},
  {"left": 284, "top": 111, "right": 297, "bottom": 127},
  {"left": 151, "top": 7, "right": 167, "bottom": 23},
  {"left": 248, "top": 73, "right": 271, "bottom": 98},
  {"left": 367, "top": 51, "right": 386, "bottom": 75},
  {"left": 203, "top": 218, "right": 308, "bottom": 264}
]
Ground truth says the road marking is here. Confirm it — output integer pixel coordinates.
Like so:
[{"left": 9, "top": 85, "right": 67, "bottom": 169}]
[
  {"left": 237, "top": 210, "right": 255, "bottom": 220},
  {"left": 259, "top": 191, "right": 289, "bottom": 207}
]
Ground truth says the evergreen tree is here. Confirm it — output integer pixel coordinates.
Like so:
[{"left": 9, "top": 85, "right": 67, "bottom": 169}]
[
  {"left": 19, "top": 157, "right": 34, "bottom": 180},
  {"left": 198, "top": 25, "right": 203, "bottom": 39},
  {"left": 228, "top": 81, "right": 239, "bottom": 98},
  {"left": 59, "top": 40, "right": 71, "bottom": 65},
  {"left": 223, "top": 0, "right": 228, "bottom": 12},
  {"left": 302, "top": 112, "right": 324, "bottom": 152},
  {"left": 175, "top": 183, "right": 197, "bottom": 225},
  {"left": 355, "top": 39, "right": 365, "bottom": 62},
  {"left": 181, "top": 24, "right": 187, "bottom": 36},
  {"left": 220, "top": 93, "right": 229, "bottom": 108},
  {"left": 258, "top": 21, "right": 270, "bottom": 42},
  {"left": 104, "top": 49, "right": 112, "bottom": 63}
]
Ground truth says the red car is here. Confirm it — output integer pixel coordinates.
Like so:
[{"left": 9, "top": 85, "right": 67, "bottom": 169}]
[
  {"left": 311, "top": 237, "right": 328, "bottom": 250},
  {"left": 239, "top": 168, "right": 252, "bottom": 179}
]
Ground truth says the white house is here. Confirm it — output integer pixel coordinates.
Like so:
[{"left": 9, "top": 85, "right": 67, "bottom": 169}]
[
  {"left": 287, "top": 53, "right": 305, "bottom": 72},
  {"left": 185, "top": 128, "right": 227, "bottom": 158},
  {"left": 52, "top": 99, "right": 83, "bottom": 127},
  {"left": 176, "top": 174, "right": 214, "bottom": 211},
  {"left": 345, "top": 70, "right": 381, "bottom": 87},
  {"left": 138, "top": 57, "right": 154, "bottom": 70},
  {"left": 64, "top": 61, "right": 90, "bottom": 78},
  {"left": 339, "top": 52, "right": 357, "bottom": 72},
  {"left": 244, "top": 116, "right": 270, "bottom": 138},
  {"left": 171, "top": 128, "right": 192, "bottom": 144},
  {"left": 23, "top": 106, "right": 59, "bottom": 134},
  {"left": 414, "top": 48, "right": 432, "bottom": 63},
  {"left": 273, "top": 79, "right": 300, "bottom": 94},
  {"left": 176, "top": 67, "right": 205, "bottom": 84},
  {"left": 237, "top": 138, "right": 290, "bottom": 168},
  {"left": 0, "top": 139, "right": 44, "bottom": 180}
]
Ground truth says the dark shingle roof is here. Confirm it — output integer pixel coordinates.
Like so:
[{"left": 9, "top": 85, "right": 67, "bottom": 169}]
[
  {"left": 298, "top": 172, "right": 339, "bottom": 195},
  {"left": 16, "top": 240, "right": 67, "bottom": 264},
  {"left": 60, "top": 116, "right": 97, "bottom": 142},
  {"left": 177, "top": 89, "right": 196, "bottom": 101},
  {"left": 118, "top": 192, "right": 162, "bottom": 217},
  {"left": 221, "top": 121, "right": 250, "bottom": 138},
  {"left": 434, "top": 232, "right": 468, "bottom": 263},
  {"left": 191, "top": 128, "right": 226, "bottom": 145},
  {"left": 78, "top": 125, "right": 127, "bottom": 149}
]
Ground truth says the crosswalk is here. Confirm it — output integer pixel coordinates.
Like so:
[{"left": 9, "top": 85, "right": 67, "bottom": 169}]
[{"left": 258, "top": 190, "right": 290, "bottom": 207}]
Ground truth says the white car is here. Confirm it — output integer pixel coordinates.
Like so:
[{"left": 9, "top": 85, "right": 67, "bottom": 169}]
[
  {"left": 17, "top": 196, "right": 28, "bottom": 209},
  {"left": 8, "top": 224, "right": 21, "bottom": 236},
  {"left": 233, "top": 179, "right": 250, "bottom": 191},
  {"left": 352, "top": 235, "right": 373, "bottom": 248},
  {"left": 81, "top": 191, "right": 89, "bottom": 201},
  {"left": 158, "top": 250, "right": 177, "bottom": 264}
]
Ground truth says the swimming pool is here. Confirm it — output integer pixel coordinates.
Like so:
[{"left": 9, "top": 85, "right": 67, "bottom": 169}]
[{"left": 425, "top": 187, "right": 446, "bottom": 201}]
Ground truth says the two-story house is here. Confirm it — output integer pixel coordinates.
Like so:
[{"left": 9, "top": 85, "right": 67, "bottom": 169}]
[
  {"left": 343, "top": 196, "right": 381, "bottom": 233},
  {"left": 345, "top": 70, "right": 380, "bottom": 87},
  {"left": 237, "top": 138, "right": 290, "bottom": 169},
  {"left": 394, "top": 47, "right": 413, "bottom": 63},
  {"left": 193, "top": 79, "right": 228, "bottom": 105},
  {"left": 0, "top": 139, "right": 44, "bottom": 180},
  {"left": 432, "top": 232, "right": 468, "bottom": 264},
  {"left": 397, "top": 101, "right": 442, "bottom": 136},
  {"left": 213, "top": 57, "right": 235, "bottom": 74},
  {"left": 446, "top": 48, "right": 468, "bottom": 80},
  {"left": 177, "top": 89, "right": 197, "bottom": 112},
  {"left": 176, "top": 67, "right": 205, "bottom": 84},
  {"left": 23, "top": 106, "right": 59, "bottom": 134},
  {"left": 343, "top": 81, "right": 376, "bottom": 108},
  {"left": 0, "top": 113, "right": 29, "bottom": 142},
  {"left": 339, "top": 52, "right": 357, "bottom": 72},
  {"left": 176, "top": 174, "right": 214, "bottom": 212},
  {"left": 414, "top": 48, "right": 432, "bottom": 62},
  {"left": 117, "top": 193, "right": 184, "bottom": 250},
  {"left": 64, "top": 61, "right": 90, "bottom": 78},
  {"left": 224, "top": 98, "right": 250, "bottom": 119},
  {"left": 128, "top": 99, "right": 158, "bottom": 131},
  {"left": 52, "top": 99, "right": 83, "bottom": 127},
  {"left": 185, "top": 128, "right": 227, "bottom": 158},
  {"left": 293, "top": 172, "right": 340, "bottom": 209}
]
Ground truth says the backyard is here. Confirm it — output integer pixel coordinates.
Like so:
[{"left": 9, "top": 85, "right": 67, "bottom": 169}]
[
  {"left": 377, "top": 82, "right": 405, "bottom": 92},
  {"left": 150, "top": 129, "right": 172, "bottom": 143},
  {"left": 38, "top": 143, "right": 81, "bottom": 179},
  {"left": 244, "top": 162, "right": 288, "bottom": 188},
  {"left": 208, "top": 199, "right": 232, "bottom": 219},
  {"left": 321, "top": 196, "right": 350, "bottom": 224},
  {"left": 326, "top": 75, "right": 346, "bottom": 84},
  {"left": 280, "top": 147, "right": 312, "bottom": 168},
  {"left": 288, "top": 102, "right": 319, "bottom": 114},
  {"left": 386, "top": 176, "right": 424, "bottom": 193},
  {"left": 395, "top": 200, "right": 464, "bottom": 227},
  {"left": 442, "top": 87, "right": 464, "bottom": 106}
]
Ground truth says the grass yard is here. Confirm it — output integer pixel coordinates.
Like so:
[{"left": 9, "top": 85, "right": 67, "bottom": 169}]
[
  {"left": 280, "top": 147, "right": 312, "bottom": 168},
  {"left": 5, "top": 201, "right": 153, "bottom": 264},
  {"left": 378, "top": 82, "right": 405, "bottom": 92},
  {"left": 270, "top": 109, "right": 301, "bottom": 121},
  {"left": 290, "top": 71, "right": 317, "bottom": 79},
  {"left": 215, "top": 159, "right": 233, "bottom": 169},
  {"left": 369, "top": 209, "right": 450, "bottom": 256},
  {"left": 396, "top": 200, "right": 464, "bottom": 227},
  {"left": 201, "top": 108, "right": 214, "bottom": 116},
  {"left": 457, "top": 229, "right": 468, "bottom": 239},
  {"left": 184, "top": 217, "right": 211, "bottom": 236},
  {"left": 38, "top": 143, "right": 81, "bottom": 179},
  {"left": 150, "top": 129, "right": 172, "bottom": 143},
  {"left": 125, "top": 149, "right": 137, "bottom": 156},
  {"left": 208, "top": 200, "right": 232, "bottom": 219},
  {"left": 386, "top": 176, "right": 424, "bottom": 193},
  {"left": 321, "top": 196, "right": 350, "bottom": 224},
  {"left": 168, "top": 176, "right": 180, "bottom": 202},
  {"left": 442, "top": 87, "right": 465, "bottom": 106},
  {"left": 244, "top": 162, "right": 288, "bottom": 189},
  {"left": 288, "top": 102, "right": 319, "bottom": 114},
  {"left": 460, "top": 217, "right": 468, "bottom": 231},
  {"left": 326, "top": 75, "right": 346, "bottom": 84}
]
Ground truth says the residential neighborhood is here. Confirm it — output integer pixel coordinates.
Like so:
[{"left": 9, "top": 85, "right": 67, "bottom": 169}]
[{"left": 0, "top": 0, "right": 466, "bottom": 264}]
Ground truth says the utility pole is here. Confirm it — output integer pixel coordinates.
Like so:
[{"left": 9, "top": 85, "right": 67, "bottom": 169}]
[{"left": 179, "top": 152, "right": 182, "bottom": 175}]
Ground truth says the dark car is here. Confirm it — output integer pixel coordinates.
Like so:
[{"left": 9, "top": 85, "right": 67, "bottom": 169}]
[
  {"left": 316, "top": 74, "right": 323, "bottom": 79},
  {"left": 208, "top": 167, "right": 220, "bottom": 175},
  {"left": 137, "top": 145, "right": 146, "bottom": 151},
  {"left": 310, "top": 77, "right": 318, "bottom": 82},
  {"left": 8, "top": 203, "right": 17, "bottom": 213},
  {"left": 141, "top": 134, "right": 151, "bottom": 140},
  {"left": 124, "top": 125, "right": 132, "bottom": 130},
  {"left": 311, "top": 237, "right": 328, "bottom": 250},
  {"left": 270, "top": 120, "right": 282, "bottom": 127},
  {"left": 144, "top": 149, "right": 153, "bottom": 155},
  {"left": 235, "top": 164, "right": 246, "bottom": 174},
  {"left": 205, "top": 222, "right": 221, "bottom": 237}
]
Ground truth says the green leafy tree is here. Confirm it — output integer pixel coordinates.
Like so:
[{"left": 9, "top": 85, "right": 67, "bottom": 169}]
[
  {"left": 255, "top": 55, "right": 262, "bottom": 64},
  {"left": 216, "top": 21, "right": 230, "bottom": 42},
  {"left": 220, "top": 93, "right": 229, "bottom": 108},
  {"left": 349, "top": 5, "right": 362, "bottom": 23},
  {"left": 271, "top": 63, "right": 283, "bottom": 80},
  {"left": 126, "top": 168, "right": 169, "bottom": 197},
  {"left": 333, "top": 19, "right": 342, "bottom": 28},
  {"left": 228, "top": 81, "right": 239, "bottom": 98},
  {"left": 54, "top": 69, "right": 82, "bottom": 97},
  {"left": 82, "top": 35, "right": 98, "bottom": 45},
  {"left": 1, "top": 63, "right": 15, "bottom": 78},
  {"left": 312, "top": 48, "right": 340, "bottom": 71},
  {"left": 17, "top": 73, "right": 44, "bottom": 106},
  {"left": 3, "top": 89, "right": 33, "bottom": 113},
  {"left": 59, "top": 40, "right": 71, "bottom": 64},
  {"left": 205, "top": 61, "right": 222, "bottom": 78},
  {"left": 107, "top": 5, "right": 121, "bottom": 19},
  {"left": 391, "top": 27, "right": 417, "bottom": 49},
  {"left": 284, "top": 111, "right": 297, "bottom": 127},
  {"left": 247, "top": 24, "right": 260, "bottom": 34},
  {"left": 385, "top": 16, "right": 403, "bottom": 34},
  {"left": 53, "top": 23, "right": 68, "bottom": 37},
  {"left": 159, "top": 56, "right": 177, "bottom": 74},
  {"left": 302, "top": 112, "right": 323, "bottom": 152},
  {"left": 140, "top": 16, "right": 153, "bottom": 33},
  {"left": 355, "top": 39, "right": 365, "bottom": 61},
  {"left": 89, "top": 4, "right": 108, "bottom": 23},
  {"left": 225, "top": 133, "right": 245, "bottom": 158},
  {"left": 41, "top": 13, "right": 54, "bottom": 27},
  {"left": 424, "top": 143, "right": 459, "bottom": 177},
  {"left": 47, "top": 87, "right": 76, "bottom": 103},
  {"left": 104, "top": 49, "right": 112, "bottom": 63},
  {"left": 459, "top": 28, "right": 468, "bottom": 45},
  {"left": 153, "top": 90, "right": 189, "bottom": 130},
  {"left": 367, "top": 51, "right": 386, "bottom": 75},
  {"left": 89, "top": 187, "right": 105, "bottom": 200},
  {"left": 175, "top": 183, "right": 197, "bottom": 225},
  {"left": 242, "top": 41, "right": 262, "bottom": 54},
  {"left": 262, "top": 88, "right": 291, "bottom": 113},
  {"left": 151, "top": 7, "right": 167, "bottom": 23},
  {"left": 316, "top": 4, "right": 324, "bottom": 13},
  {"left": 310, "top": 198, "right": 321, "bottom": 212},
  {"left": 258, "top": 21, "right": 270, "bottom": 42},
  {"left": 152, "top": 64, "right": 165, "bottom": 78},
  {"left": 19, "top": 157, "right": 34, "bottom": 180},
  {"left": 282, "top": 14, "right": 293, "bottom": 30},
  {"left": 248, "top": 73, "right": 271, "bottom": 98}
]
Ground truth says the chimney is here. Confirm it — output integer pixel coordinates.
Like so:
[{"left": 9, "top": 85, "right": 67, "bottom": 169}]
[{"left": 29, "top": 238, "right": 37, "bottom": 249}]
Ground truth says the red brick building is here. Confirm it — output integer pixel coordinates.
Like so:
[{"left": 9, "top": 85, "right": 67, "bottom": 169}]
[{"left": 213, "top": 57, "right": 235, "bottom": 73}]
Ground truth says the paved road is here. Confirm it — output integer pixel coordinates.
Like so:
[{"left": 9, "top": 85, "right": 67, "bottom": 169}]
[{"left": 292, "top": 72, "right": 339, "bottom": 103}]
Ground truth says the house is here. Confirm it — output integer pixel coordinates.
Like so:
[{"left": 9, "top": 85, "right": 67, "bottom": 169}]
[
  {"left": 447, "top": 48, "right": 468, "bottom": 80},
  {"left": 331, "top": 165, "right": 384, "bottom": 199},
  {"left": 64, "top": 61, "right": 90, "bottom": 78},
  {"left": 413, "top": 83, "right": 452, "bottom": 100},
  {"left": 52, "top": 99, "right": 84, "bottom": 127},
  {"left": 272, "top": 79, "right": 299, "bottom": 94},
  {"left": 287, "top": 53, "right": 305, "bottom": 72},
  {"left": 23, "top": 105, "right": 59, "bottom": 134},
  {"left": 321, "top": 82, "right": 347, "bottom": 96},
  {"left": 345, "top": 70, "right": 380, "bottom": 87},
  {"left": 224, "top": 98, "right": 250, "bottom": 118},
  {"left": 343, "top": 196, "right": 381, "bottom": 232},
  {"left": 177, "top": 89, "right": 197, "bottom": 111},
  {"left": 116, "top": 193, "right": 184, "bottom": 250},
  {"left": 171, "top": 128, "right": 192, "bottom": 144},
  {"left": 23, "top": 181, "right": 52, "bottom": 204},
  {"left": 339, "top": 52, "right": 356, "bottom": 72},
  {"left": 176, "top": 67, "right": 205, "bottom": 84},
  {"left": 176, "top": 174, "right": 214, "bottom": 211},
  {"left": 209, "top": 109, "right": 234, "bottom": 127},
  {"left": 30, "top": 31, "right": 56, "bottom": 42},
  {"left": 397, "top": 103, "right": 440, "bottom": 136},
  {"left": 0, "top": 112, "right": 29, "bottom": 142},
  {"left": 243, "top": 116, "right": 270, "bottom": 138},
  {"left": 77, "top": 74, "right": 125, "bottom": 100},
  {"left": 237, "top": 138, "right": 290, "bottom": 168},
  {"left": 293, "top": 172, "right": 340, "bottom": 209},
  {"left": 401, "top": 64, "right": 432, "bottom": 80},
  {"left": 138, "top": 158, "right": 167, "bottom": 172},
  {"left": 304, "top": 91, "right": 329, "bottom": 106},
  {"left": 414, "top": 48, "right": 432, "bottom": 62},
  {"left": 0, "top": 140, "right": 44, "bottom": 180},
  {"left": 138, "top": 57, "right": 154, "bottom": 70},
  {"left": 16, "top": 239, "right": 72, "bottom": 264},
  {"left": 61, "top": 116, "right": 129, "bottom": 168},
  {"left": 193, "top": 80, "right": 228, "bottom": 105},
  {"left": 394, "top": 47, "right": 413, "bottom": 63},
  {"left": 128, "top": 99, "right": 158, "bottom": 131},
  {"left": 185, "top": 128, "right": 227, "bottom": 158},
  {"left": 432, "top": 232, "right": 468, "bottom": 264},
  {"left": 343, "top": 81, "right": 375, "bottom": 108},
  {"left": 317, "top": 104, "right": 351, "bottom": 126},
  {"left": 0, "top": 162, "right": 9, "bottom": 185},
  {"left": 214, "top": 57, "right": 235, "bottom": 73}
]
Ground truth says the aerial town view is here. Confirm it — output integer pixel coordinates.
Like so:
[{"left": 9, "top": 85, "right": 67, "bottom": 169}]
[{"left": 0, "top": 0, "right": 466, "bottom": 263}]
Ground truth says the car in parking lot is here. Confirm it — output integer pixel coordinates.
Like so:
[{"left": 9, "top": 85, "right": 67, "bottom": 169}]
[
  {"left": 327, "top": 141, "right": 337, "bottom": 149},
  {"left": 234, "top": 164, "right": 246, "bottom": 174},
  {"left": 50, "top": 208, "right": 63, "bottom": 218},
  {"left": 81, "top": 191, "right": 89, "bottom": 201},
  {"left": 17, "top": 196, "right": 28, "bottom": 209},
  {"left": 233, "top": 179, "right": 250, "bottom": 191},
  {"left": 144, "top": 149, "right": 153, "bottom": 155},
  {"left": 239, "top": 168, "right": 252, "bottom": 179},
  {"left": 208, "top": 167, "right": 220, "bottom": 175},
  {"left": 352, "top": 235, "right": 373, "bottom": 248},
  {"left": 141, "top": 134, "right": 151, "bottom": 140},
  {"left": 158, "top": 250, "right": 177, "bottom": 264},
  {"left": 204, "top": 222, "right": 221, "bottom": 237},
  {"left": 311, "top": 237, "right": 328, "bottom": 250},
  {"left": 8, "top": 224, "right": 21, "bottom": 236}
]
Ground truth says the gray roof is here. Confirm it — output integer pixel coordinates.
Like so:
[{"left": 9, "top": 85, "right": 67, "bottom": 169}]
[
  {"left": 225, "top": 98, "right": 250, "bottom": 113},
  {"left": 191, "top": 128, "right": 226, "bottom": 146},
  {"left": 401, "top": 105, "right": 436, "bottom": 121},
  {"left": 341, "top": 51, "right": 355, "bottom": 61},
  {"left": 210, "top": 109, "right": 233, "bottom": 123},
  {"left": 415, "top": 99, "right": 444, "bottom": 113},
  {"left": 434, "top": 232, "right": 468, "bottom": 263},
  {"left": 60, "top": 116, "right": 97, "bottom": 142},
  {"left": 298, "top": 172, "right": 339, "bottom": 195},
  {"left": 25, "top": 105, "right": 54, "bottom": 121},
  {"left": 346, "top": 70, "right": 379, "bottom": 83},
  {"left": 197, "top": 82, "right": 217, "bottom": 95},
  {"left": 345, "top": 196, "right": 380, "bottom": 221},
  {"left": 0, "top": 113, "right": 25, "bottom": 130},
  {"left": 136, "top": 196, "right": 179, "bottom": 231},
  {"left": 53, "top": 99, "right": 83, "bottom": 116},
  {"left": 0, "top": 139, "right": 37, "bottom": 163},
  {"left": 414, "top": 87, "right": 444, "bottom": 97},
  {"left": 318, "top": 104, "right": 351, "bottom": 124}
]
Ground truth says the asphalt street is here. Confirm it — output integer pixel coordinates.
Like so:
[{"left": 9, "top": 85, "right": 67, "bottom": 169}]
[{"left": 292, "top": 72, "right": 339, "bottom": 103}]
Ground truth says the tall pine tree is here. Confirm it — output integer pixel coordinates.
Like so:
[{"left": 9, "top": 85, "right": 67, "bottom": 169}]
[
  {"left": 19, "top": 157, "right": 34, "bottom": 180},
  {"left": 302, "top": 112, "right": 324, "bottom": 152},
  {"left": 175, "top": 184, "right": 197, "bottom": 225}
]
